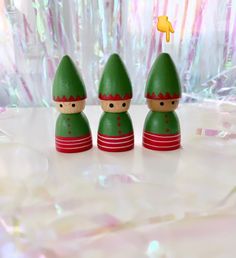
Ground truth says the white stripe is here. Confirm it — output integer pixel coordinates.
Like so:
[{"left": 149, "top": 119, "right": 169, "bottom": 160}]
[
  {"left": 56, "top": 136, "right": 91, "bottom": 143},
  {"left": 143, "top": 135, "right": 180, "bottom": 143},
  {"left": 98, "top": 143, "right": 134, "bottom": 149},
  {"left": 56, "top": 139, "right": 92, "bottom": 146},
  {"left": 144, "top": 132, "right": 180, "bottom": 138},
  {"left": 98, "top": 134, "right": 134, "bottom": 141},
  {"left": 143, "top": 142, "right": 180, "bottom": 149},
  {"left": 57, "top": 143, "right": 92, "bottom": 150},
  {"left": 97, "top": 138, "right": 134, "bottom": 145}
]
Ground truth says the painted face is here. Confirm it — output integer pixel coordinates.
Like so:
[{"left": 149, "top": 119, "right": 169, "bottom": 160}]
[
  {"left": 101, "top": 99, "right": 131, "bottom": 113},
  {"left": 147, "top": 99, "right": 179, "bottom": 112},
  {"left": 55, "top": 100, "right": 85, "bottom": 114}
]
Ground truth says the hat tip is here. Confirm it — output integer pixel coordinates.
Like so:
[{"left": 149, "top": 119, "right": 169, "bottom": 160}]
[
  {"left": 109, "top": 53, "right": 121, "bottom": 59},
  {"left": 61, "top": 54, "right": 72, "bottom": 61},
  {"left": 159, "top": 52, "right": 171, "bottom": 58}
]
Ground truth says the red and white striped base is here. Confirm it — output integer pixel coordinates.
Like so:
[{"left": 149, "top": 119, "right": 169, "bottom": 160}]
[
  {"left": 56, "top": 134, "right": 92, "bottom": 153},
  {"left": 97, "top": 132, "right": 134, "bottom": 152},
  {"left": 143, "top": 131, "right": 181, "bottom": 151}
]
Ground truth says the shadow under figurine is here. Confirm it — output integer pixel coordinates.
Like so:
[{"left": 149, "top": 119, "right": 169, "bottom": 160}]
[
  {"left": 143, "top": 53, "right": 182, "bottom": 151},
  {"left": 53, "top": 55, "right": 92, "bottom": 153},
  {"left": 97, "top": 53, "right": 134, "bottom": 152}
]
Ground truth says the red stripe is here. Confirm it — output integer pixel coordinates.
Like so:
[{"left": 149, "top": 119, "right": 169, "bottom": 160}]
[
  {"left": 143, "top": 131, "right": 180, "bottom": 141},
  {"left": 98, "top": 133, "right": 133, "bottom": 141},
  {"left": 143, "top": 137, "right": 180, "bottom": 147},
  {"left": 56, "top": 144, "right": 92, "bottom": 153},
  {"left": 98, "top": 135, "right": 134, "bottom": 143},
  {"left": 97, "top": 138, "right": 134, "bottom": 148},
  {"left": 56, "top": 142, "right": 92, "bottom": 150},
  {"left": 56, "top": 140, "right": 92, "bottom": 149},
  {"left": 143, "top": 142, "right": 181, "bottom": 151},
  {"left": 98, "top": 144, "right": 134, "bottom": 152},
  {"left": 143, "top": 135, "right": 180, "bottom": 143},
  {"left": 56, "top": 137, "right": 92, "bottom": 145},
  {"left": 98, "top": 132, "right": 133, "bottom": 138},
  {"left": 56, "top": 135, "right": 92, "bottom": 144},
  {"left": 56, "top": 137, "right": 92, "bottom": 144},
  {"left": 98, "top": 138, "right": 133, "bottom": 145},
  {"left": 144, "top": 131, "right": 180, "bottom": 137},
  {"left": 55, "top": 135, "right": 92, "bottom": 149},
  {"left": 56, "top": 134, "right": 91, "bottom": 141}
]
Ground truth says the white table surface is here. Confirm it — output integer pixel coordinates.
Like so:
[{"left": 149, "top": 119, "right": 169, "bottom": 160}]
[{"left": 0, "top": 104, "right": 235, "bottom": 257}]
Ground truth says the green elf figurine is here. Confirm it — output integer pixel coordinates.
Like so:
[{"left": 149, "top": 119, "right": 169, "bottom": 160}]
[
  {"left": 53, "top": 55, "right": 92, "bottom": 153},
  {"left": 98, "top": 53, "right": 134, "bottom": 152},
  {"left": 143, "top": 53, "right": 182, "bottom": 151}
]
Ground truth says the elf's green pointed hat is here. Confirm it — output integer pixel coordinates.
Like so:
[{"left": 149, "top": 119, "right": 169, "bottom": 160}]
[
  {"left": 145, "top": 53, "right": 181, "bottom": 100},
  {"left": 99, "top": 53, "right": 132, "bottom": 100},
  {"left": 53, "top": 55, "right": 86, "bottom": 102}
]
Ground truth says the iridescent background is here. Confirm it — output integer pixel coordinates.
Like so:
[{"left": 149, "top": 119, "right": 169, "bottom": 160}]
[{"left": 0, "top": 0, "right": 236, "bottom": 107}]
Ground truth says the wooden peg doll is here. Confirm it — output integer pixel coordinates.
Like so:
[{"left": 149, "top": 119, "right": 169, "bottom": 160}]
[
  {"left": 143, "top": 53, "right": 182, "bottom": 151},
  {"left": 53, "top": 55, "right": 92, "bottom": 153},
  {"left": 97, "top": 53, "right": 134, "bottom": 152}
]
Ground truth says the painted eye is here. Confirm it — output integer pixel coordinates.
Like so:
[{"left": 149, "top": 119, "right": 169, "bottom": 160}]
[
  {"left": 72, "top": 104, "right": 76, "bottom": 107},
  {"left": 109, "top": 103, "right": 114, "bottom": 108},
  {"left": 160, "top": 102, "right": 164, "bottom": 106},
  {"left": 122, "top": 103, "right": 126, "bottom": 107},
  {"left": 60, "top": 104, "right": 63, "bottom": 108},
  {"left": 172, "top": 101, "right": 175, "bottom": 105}
]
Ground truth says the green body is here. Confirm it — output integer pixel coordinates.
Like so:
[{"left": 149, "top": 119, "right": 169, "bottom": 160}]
[
  {"left": 99, "top": 53, "right": 132, "bottom": 99},
  {"left": 98, "top": 112, "right": 133, "bottom": 136},
  {"left": 56, "top": 112, "right": 91, "bottom": 137},
  {"left": 144, "top": 111, "right": 180, "bottom": 135}
]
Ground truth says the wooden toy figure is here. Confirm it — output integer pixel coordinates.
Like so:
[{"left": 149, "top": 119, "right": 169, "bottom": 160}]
[
  {"left": 143, "top": 53, "right": 182, "bottom": 151},
  {"left": 53, "top": 55, "right": 92, "bottom": 153},
  {"left": 97, "top": 53, "right": 134, "bottom": 152}
]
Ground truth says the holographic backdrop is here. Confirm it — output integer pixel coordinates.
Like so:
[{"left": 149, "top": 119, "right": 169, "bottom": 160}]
[{"left": 0, "top": 0, "right": 236, "bottom": 106}]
